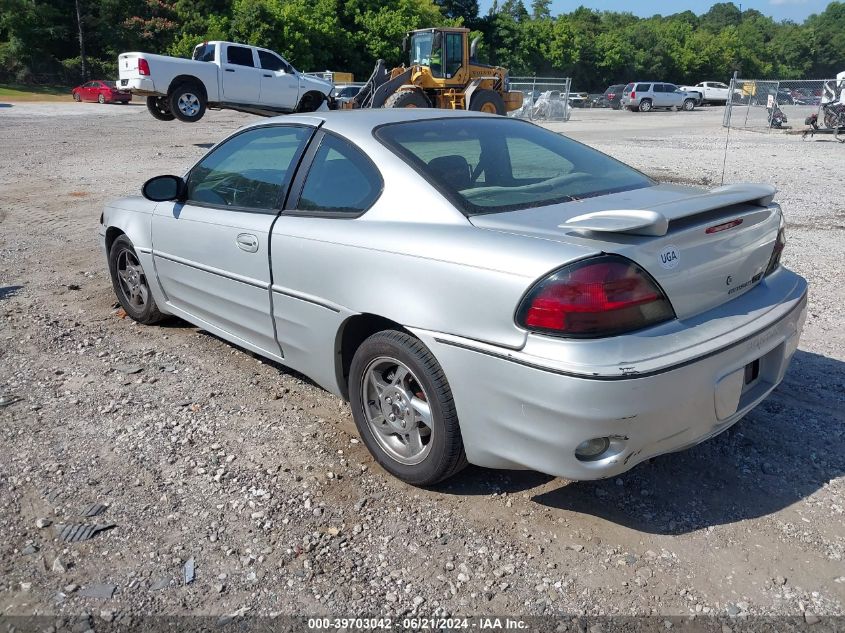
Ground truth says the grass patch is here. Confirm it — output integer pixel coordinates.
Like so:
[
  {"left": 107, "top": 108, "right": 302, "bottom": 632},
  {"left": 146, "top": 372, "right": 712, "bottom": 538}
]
[{"left": 0, "top": 83, "right": 71, "bottom": 101}]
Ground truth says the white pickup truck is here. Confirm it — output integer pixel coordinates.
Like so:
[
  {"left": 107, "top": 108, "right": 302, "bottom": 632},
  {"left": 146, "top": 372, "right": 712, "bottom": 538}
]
[
  {"left": 678, "top": 81, "right": 731, "bottom": 105},
  {"left": 118, "top": 41, "right": 333, "bottom": 122}
]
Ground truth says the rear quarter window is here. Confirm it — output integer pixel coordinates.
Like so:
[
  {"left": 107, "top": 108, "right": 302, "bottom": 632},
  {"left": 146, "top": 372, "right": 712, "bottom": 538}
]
[
  {"left": 295, "top": 134, "right": 382, "bottom": 216},
  {"left": 636, "top": 83, "right": 652, "bottom": 92}
]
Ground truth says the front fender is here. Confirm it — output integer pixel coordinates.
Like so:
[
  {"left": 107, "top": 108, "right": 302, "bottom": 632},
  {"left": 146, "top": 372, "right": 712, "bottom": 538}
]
[{"left": 102, "top": 196, "right": 171, "bottom": 315}]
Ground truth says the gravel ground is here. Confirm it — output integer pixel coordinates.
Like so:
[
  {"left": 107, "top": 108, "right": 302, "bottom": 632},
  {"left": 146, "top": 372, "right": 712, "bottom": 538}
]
[{"left": 0, "top": 101, "right": 843, "bottom": 625}]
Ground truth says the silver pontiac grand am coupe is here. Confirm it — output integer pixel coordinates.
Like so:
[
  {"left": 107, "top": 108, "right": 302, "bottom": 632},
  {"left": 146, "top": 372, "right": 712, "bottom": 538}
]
[{"left": 100, "top": 109, "right": 807, "bottom": 486}]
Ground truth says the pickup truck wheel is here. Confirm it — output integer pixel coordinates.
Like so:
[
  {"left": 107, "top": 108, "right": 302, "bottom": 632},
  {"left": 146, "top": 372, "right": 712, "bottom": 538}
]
[
  {"left": 108, "top": 235, "right": 165, "bottom": 325},
  {"left": 349, "top": 330, "right": 467, "bottom": 486},
  {"left": 169, "top": 82, "right": 207, "bottom": 122},
  {"left": 638, "top": 99, "right": 652, "bottom": 112},
  {"left": 296, "top": 91, "right": 325, "bottom": 113},
  {"left": 146, "top": 96, "right": 175, "bottom": 121},
  {"left": 682, "top": 98, "right": 695, "bottom": 111}
]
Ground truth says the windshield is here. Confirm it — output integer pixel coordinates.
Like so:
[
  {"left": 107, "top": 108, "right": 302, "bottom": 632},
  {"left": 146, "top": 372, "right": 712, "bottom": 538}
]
[
  {"left": 376, "top": 117, "right": 654, "bottom": 216},
  {"left": 410, "top": 32, "right": 436, "bottom": 66}
]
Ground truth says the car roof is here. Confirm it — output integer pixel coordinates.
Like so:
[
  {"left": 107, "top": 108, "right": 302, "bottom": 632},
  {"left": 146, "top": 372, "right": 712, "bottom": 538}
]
[{"left": 251, "top": 108, "right": 501, "bottom": 144}]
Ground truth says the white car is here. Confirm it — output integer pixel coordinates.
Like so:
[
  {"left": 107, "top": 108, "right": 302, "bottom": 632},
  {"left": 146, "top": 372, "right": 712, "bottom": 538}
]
[
  {"left": 117, "top": 41, "right": 333, "bottom": 123},
  {"left": 680, "top": 81, "right": 731, "bottom": 105}
]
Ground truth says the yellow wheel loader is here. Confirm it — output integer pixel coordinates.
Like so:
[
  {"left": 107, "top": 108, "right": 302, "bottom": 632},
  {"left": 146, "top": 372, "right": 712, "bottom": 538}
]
[{"left": 344, "top": 27, "right": 522, "bottom": 115}]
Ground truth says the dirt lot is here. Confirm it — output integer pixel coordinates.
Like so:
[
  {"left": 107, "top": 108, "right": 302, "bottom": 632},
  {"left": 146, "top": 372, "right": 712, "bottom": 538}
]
[{"left": 1, "top": 101, "right": 843, "bottom": 625}]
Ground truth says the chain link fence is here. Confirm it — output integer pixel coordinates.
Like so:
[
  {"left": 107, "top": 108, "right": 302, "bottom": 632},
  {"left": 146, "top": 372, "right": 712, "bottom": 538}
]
[
  {"left": 723, "top": 77, "right": 845, "bottom": 134},
  {"left": 508, "top": 77, "right": 572, "bottom": 122}
]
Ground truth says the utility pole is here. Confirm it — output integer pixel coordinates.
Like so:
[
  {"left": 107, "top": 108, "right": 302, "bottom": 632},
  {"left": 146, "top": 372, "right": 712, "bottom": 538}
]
[{"left": 75, "top": 0, "right": 87, "bottom": 82}]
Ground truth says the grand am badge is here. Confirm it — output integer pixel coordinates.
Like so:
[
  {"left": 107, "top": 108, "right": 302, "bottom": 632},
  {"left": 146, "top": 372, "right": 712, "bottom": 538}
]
[{"left": 658, "top": 245, "right": 680, "bottom": 270}]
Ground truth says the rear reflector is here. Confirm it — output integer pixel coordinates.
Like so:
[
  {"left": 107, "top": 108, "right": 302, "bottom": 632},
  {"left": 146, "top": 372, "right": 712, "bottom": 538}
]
[
  {"left": 138, "top": 58, "right": 150, "bottom": 76},
  {"left": 516, "top": 255, "right": 675, "bottom": 338}
]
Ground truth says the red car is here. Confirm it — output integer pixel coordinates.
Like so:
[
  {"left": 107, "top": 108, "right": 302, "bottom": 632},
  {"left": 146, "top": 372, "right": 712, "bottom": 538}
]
[{"left": 72, "top": 80, "right": 131, "bottom": 104}]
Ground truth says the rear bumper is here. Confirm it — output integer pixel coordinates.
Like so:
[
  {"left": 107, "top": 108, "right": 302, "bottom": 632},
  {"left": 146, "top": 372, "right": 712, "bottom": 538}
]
[
  {"left": 118, "top": 78, "right": 158, "bottom": 95},
  {"left": 413, "top": 267, "right": 807, "bottom": 480}
]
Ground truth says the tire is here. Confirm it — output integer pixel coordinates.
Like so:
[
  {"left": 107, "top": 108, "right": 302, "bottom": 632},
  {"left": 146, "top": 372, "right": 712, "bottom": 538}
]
[
  {"left": 146, "top": 96, "right": 175, "bottom": 121},
  {"left": 348, "top": 330, "right": 467, "bottom": 486},
  {"left": 169, "top": 81, "right": 207, "bottom": 122},
  {"left": 384, "top": 89, "right": 430, "bottom": 109},
  {"left": 296, "top": 91, "right": 325, "bottom": 113},
  {"left": 98, "top": 94, "right": 105, "bottom": 104},
  {"left": 73, "top": 92, "right": 81, "bottom": 102},
  {"left": 638, "top": 99, "right": 652, "bottom": 112},
  {"left": 469, "top": 89, "right": 506, "bottom": 115},
  {"left": 108, "top": 235, "right": 165, "bottom": 325},
  {"left": 682, "top": 98, "right": 695, "bottom": 111}
]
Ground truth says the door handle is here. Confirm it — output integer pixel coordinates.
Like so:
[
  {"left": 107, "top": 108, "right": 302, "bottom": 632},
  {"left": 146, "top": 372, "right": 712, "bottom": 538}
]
[
  {"left": 225, "top": 68, "right": 235, "bottom": 73},
  {"left": 263, "top": 74, "right": 272, "bottom": 78},
  {"left": 236, "top": 233, "right": 259, "bottom": 253}
]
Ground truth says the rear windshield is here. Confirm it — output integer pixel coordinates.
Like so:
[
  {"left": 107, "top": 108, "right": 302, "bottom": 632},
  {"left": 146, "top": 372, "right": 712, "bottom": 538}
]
[
  {"left": 623, "top": 83, "right": 634, "bottom": 93},
  {"left": 102, "top": 81, "right": 116, "bottom": 88},
  {"left": 193, "top": 43, "right": 215, "bottom": 62},
  {"left": 375, "top": 117, "right": 654, "bottom": 216}
]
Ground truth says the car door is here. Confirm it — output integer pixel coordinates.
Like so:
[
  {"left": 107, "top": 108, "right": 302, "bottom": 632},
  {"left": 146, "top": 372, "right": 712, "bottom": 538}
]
[
  {"left": 268, "top": 130, "right": 383, "bottom": 387},
  {"left": 82, "top": 82, "right": 96, "bottom": 101},
  {"left": 257, "top": 49, "right": 299, "bottom": 110},
  {"left": 651, "top": 84, "right": 668, "bottom": 108},
  {"left": 712, "top": 82, "right": 730, "bottom": 100},
  {"left": 151, "top": 124, "right": 315, "bottom": 359},
  {"left": 221, "top": 44, "right": 262, "bottom": 104},
  {"left": 664, "top": 84, "right": 683, "bottom": 107}
]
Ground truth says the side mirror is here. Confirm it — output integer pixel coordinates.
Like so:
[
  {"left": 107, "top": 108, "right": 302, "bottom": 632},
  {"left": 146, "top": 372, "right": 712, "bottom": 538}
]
[
  {"left": 142, "top": 175, "right": 185, "bottom": 202},
  {"left": 402, "top": 36, "right": 408, "bottom": 53}
]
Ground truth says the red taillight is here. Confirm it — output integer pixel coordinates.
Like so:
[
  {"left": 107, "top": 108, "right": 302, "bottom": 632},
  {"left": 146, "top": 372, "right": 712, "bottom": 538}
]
[
  {"left": 607, "top": 92, "right": 615, "bottom": 99},
  {"left": 138, "top": 58, "right": 150, "bottom": 76},
  {"left": 630, "top": 91, "right": 635, "bottom": 99},
  {"left": 765, "top": 222, "right": 786, "bottom": 276},
  {"left": 516, "top": 255, "right": 675, "bottom": 338}
]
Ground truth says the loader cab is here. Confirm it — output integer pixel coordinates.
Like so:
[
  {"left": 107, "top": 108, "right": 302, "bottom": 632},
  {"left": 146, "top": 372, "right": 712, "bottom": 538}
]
[{"left": 408, "top": 28, "right": 467, "bottom": 84}]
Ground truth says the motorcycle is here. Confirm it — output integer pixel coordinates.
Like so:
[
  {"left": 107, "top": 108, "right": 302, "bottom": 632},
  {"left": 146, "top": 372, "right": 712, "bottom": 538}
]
[
  {"left": 767, "top": 103, "right": 787, "bottom": 128},
  {"left": 803, "top": 73, "right": 845, "bottom": 142}
]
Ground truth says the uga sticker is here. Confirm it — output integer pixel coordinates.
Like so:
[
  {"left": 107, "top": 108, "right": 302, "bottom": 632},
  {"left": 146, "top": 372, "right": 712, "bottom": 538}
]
[{"left": 658, "top": 245, "right": 680, "bottom": 270}]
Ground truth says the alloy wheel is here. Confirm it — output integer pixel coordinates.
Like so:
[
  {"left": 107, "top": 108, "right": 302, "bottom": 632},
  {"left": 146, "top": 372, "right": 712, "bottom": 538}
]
[
  {"left": 116, "top": 248, "right": 149, "bottom": 309},
  {"left": 361, "top": 356, "right": 433, "bottom": 465}
]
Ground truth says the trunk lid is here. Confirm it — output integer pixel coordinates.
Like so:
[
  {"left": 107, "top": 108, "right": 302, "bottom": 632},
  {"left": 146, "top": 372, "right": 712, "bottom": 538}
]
[
  {"left": 470, "top": 183, "right": 782, "bottom": 320},
  {"left": 118, "top": 53, "right": 141, "bottom": 80}
]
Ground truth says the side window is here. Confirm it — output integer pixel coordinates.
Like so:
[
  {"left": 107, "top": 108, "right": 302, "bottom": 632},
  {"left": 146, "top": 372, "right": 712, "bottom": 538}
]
[
  {"left": 258, "top": 50, "right": 289, "bottom": 73},
  {"left": 653, "top": 84, "right": 665, "bottom": 93},
  {"left": 226, "top": 45, "right": 255, "bottom": 67},
  {"left": 296, "top": 134, "right": 382, "bottom": 215},
  {"left": 187, "top": 126, "right": 311, "bottom": 211},
  {"left": 637, "top": 83, "right": 651, "bottom": 92},
  {"left": 444, "top": 33, "right": 463, "bottom": 78},
  {"left": 666, "top": 84, "right": 678, "bottom": 92}
]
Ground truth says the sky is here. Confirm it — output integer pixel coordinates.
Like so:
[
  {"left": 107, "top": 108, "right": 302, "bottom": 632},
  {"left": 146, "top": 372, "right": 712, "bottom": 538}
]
[{"left": 477, "top": 0, "right": 831, "bottom": 22}]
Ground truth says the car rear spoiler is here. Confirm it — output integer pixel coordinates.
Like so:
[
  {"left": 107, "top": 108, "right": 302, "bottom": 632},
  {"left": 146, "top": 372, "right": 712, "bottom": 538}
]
[{"left": 558, "top": 184, "right": 777, "bottom": 236}]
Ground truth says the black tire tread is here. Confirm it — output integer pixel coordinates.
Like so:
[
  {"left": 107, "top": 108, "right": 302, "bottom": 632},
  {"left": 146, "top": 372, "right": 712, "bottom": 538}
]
[{"left": 351, "top": 330, "right": 467, "bottom": 485}]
